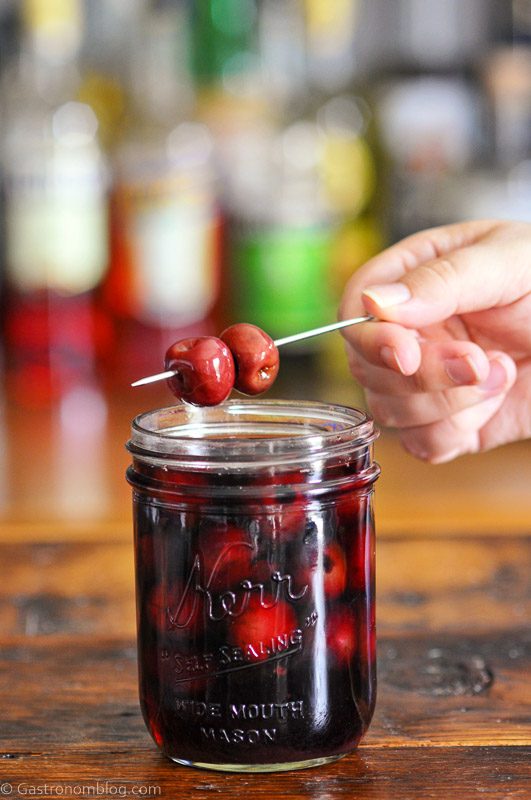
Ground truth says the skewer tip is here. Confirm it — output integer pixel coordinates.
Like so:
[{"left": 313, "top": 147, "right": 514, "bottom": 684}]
[{"left": 131, "top": 370, "right": 176, "bottom": 387}]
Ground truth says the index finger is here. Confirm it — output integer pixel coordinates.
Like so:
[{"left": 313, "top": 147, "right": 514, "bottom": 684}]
[{"left": 339, "top": 220, "right": 498, "bottom": 318}]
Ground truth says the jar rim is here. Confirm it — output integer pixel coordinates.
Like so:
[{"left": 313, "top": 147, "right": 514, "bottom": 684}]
[{"left": 127, "top": 399, "right": 377, "bottom": 470}]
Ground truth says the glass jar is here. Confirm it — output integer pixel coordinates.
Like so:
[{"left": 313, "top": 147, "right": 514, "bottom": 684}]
[{"left": 126, "top": 400, "right": 379, "bottom": 772}]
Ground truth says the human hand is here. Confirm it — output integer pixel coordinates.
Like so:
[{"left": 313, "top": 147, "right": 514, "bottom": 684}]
[{"left": 339, "top": 220, "right": 531, "bottom": 462}]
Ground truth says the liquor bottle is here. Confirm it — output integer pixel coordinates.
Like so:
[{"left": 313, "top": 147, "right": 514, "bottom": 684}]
[
  {"left": 0, "top": 1, "right": 21, "bottom": 327},
  {"left": 1, "top": 0, "right": 109, "bottom": 407},
  {"left": 228, "top": 118, "right": 337, "bottom": 343},
  {"left": 76, "top": 0, "right": 144, "bottom": 153},
  {"left": 105, "top": 1, "right": 222, "bottom": 388},
  {"left": 314, "top": 94, "right": 384, "bottom": 388},
  {"left": 190, "top": 0, "right": 259, "bottom": 89},
  {"left": 303, "top": 0, "right": 359, "bottom": 93}
]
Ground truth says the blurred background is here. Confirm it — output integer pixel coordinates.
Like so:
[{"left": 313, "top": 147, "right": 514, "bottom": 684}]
[{"left": 0, "top": 0, "right": 530, "bottom": 528}]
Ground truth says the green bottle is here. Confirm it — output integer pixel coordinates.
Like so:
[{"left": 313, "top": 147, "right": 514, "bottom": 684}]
[
  {"left": 230, "top": 120, "right": 336, "bottom": 341},
  {"left": 190, "top": 0, "right": 258, "bottom": 87}
]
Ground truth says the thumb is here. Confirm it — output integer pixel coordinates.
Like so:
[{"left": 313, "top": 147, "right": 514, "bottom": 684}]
[{"left": 361, "top": 242, "right": 518, "bottom": 328}]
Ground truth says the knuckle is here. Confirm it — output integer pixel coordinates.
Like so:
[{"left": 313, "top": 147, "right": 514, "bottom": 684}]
[
  {"left": 365, "top": 392, "right": 397, "bottom": 427},
  {"left": 347, "top": 354, "right": 367, "bottom": 384},
  {"left": 409, "top": 257, "right": 460, "bottom": 315},
  {"left": 399, "top": 430, "right": 432, "bottom": 461},
  {"left": 400, "top": 412, "right": 478, "bottom": 463},
  {"left": 436, "top": 389, "right": 456, "bottom": 417},
  {"left": 409, "top": 368, "right": 429, "bottom": 393},
  {"left": 446, "top": 408, "right": 477, "bottom": 435},
  {"left": 431, "top": 257, "right": 460, "bottom": 289},
  {"left": 400, "top": 420, "right": 454, "bottom": 462}
]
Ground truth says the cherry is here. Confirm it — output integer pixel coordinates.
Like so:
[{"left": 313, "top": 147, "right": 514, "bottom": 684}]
[
  {"left": 140, "top": 690, "right": 164, "bottom": 747},
  {"left": 277, "top": 500, "right": 307, "bottom": 540},
  {"left": 164, "top": 336, "right": 235, "bottom": 406},
  {"left": 135, "top": 464, "right": 209, "bottom": 507},
  {"left": 197, "top": 522, "right": 256, "bottom": 591},
  {"left": 253, "top": 499, "right": 305, "bottom": 542},
  {"left": 148, "top": 466, "right": 208, "bottom": 489},
  {"left": 220, "top": 323, "right": 279, "bottom": 396},
  {"left": 326, "top": 606, "right": 357, "bottom": 664},
  {"left": 251, "top": 496, "right": 306, "bottom": 543},
  {"left": 249, "top": 470, "right": 308, "bottom": 541},
  {"left": 147, "top": 583, "right": 203, "bottom": 636},
  {"left": 137, "top": 528, "right": 155, "bottom": 573},
  {"left": 300, "top": 539, "right": 347, "bottom": 598},
  {"left": 228, "top": 594, "right": 297, "bottom": 662},
  {"left": 337, "top": 494, "right": 374, "bottom": 592}
]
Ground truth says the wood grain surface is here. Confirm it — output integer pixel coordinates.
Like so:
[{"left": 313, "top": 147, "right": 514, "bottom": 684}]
[
  {"left": 0, "top": 748, "right": 529, "bottom": 800},
  {"left": 0, "top": 535, "right": 529, "bottom": 798}
]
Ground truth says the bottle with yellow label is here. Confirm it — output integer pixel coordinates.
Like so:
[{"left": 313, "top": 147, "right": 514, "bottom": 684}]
[
  {"left": 314, "top": 94, "right": 385, "bottom": 387},
  {"left": 1, "top": 0, "right": 109, "bottom": 406}
]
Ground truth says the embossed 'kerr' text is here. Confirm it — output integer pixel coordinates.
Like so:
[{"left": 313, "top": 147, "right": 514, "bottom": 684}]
[{"left": 167, "top": 549, "right": 308, "bottom": 627}]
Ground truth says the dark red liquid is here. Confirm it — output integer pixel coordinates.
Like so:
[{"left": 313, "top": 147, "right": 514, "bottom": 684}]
[{"left": 130, "top": 459, "right": 376, "bottom": 768}]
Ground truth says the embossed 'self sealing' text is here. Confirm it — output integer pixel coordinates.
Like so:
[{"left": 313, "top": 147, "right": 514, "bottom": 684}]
[{"left": 165, "top": 624, "right": 313, "bottom": 683}]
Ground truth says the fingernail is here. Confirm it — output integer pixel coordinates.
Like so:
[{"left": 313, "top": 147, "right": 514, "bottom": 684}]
[
  {"left": 479, "top": 358, "right": 508, "bottom": 393},
  {"left": 445, "top": 355, "right": 482, "bottom": 385},
  {"left": 380, "top": 345, "right": 408, "bottom": 375},
  {"left": 363, "top": 283, "right": 412, "bottom": 308}
]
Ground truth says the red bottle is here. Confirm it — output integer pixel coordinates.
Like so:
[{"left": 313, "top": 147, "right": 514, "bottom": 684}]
[{"left": 105, "top": 122, "right": 223, "bottom": 388}]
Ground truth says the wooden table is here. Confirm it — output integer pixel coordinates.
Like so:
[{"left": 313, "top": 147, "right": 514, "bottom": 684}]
[{"left": 0, "top": 381, "right": 530, "bottom": 799}]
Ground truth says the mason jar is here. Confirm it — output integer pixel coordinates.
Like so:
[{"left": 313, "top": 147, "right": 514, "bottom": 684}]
[{"left": 126, "top": 400, "right": 379, "bottom": 772}]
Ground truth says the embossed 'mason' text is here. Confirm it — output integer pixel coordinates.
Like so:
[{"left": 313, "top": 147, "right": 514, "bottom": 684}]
[{"left": 200, "top": 727, "right": 277, "bottom": 745}]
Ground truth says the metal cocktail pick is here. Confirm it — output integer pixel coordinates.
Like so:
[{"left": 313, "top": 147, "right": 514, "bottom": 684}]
[{"left": 131, "top": 315, "right": 374, "bottom": 387}]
